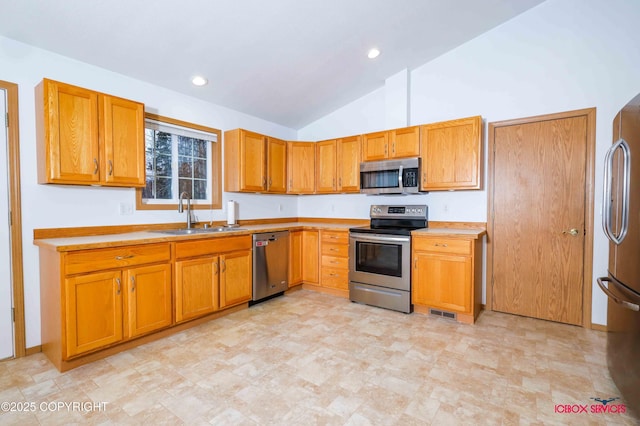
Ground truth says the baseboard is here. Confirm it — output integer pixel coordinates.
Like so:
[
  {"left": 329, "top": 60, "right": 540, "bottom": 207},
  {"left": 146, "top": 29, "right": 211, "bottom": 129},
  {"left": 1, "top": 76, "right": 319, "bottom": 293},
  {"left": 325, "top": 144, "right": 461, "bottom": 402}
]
[
  {"left": 25, "top": 345, "right": 42, "bottom": 356},
  {"left": 590, "top": 323, "right": 607, "bottom": 332}
]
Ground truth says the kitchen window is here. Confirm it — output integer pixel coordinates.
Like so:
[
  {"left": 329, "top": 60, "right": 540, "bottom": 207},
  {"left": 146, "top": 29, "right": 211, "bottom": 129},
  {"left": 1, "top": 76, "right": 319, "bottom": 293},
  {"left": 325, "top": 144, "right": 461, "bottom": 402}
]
[{"left": 136, "top": 113, "right": 221, "bottom": 211}]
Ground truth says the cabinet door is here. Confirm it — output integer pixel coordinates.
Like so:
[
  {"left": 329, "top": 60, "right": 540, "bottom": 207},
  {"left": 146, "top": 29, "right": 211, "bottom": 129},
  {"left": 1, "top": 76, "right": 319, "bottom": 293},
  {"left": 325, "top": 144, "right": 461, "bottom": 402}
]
[
  {"left": 100, "top": 95, "right": 145, "bottom": 187},
  {"left": 241, "top": 130, "right": 267, "bottom": 191},
  {"left": 267, "top": 137, "right": 287, "bottom": 193},
  {"left": 302, "top": 230, "right": 319, "bottom": 284},
  {"left": 289, "top": 230, "right": 304, "bottom": 286},
  {"left": 64, "top": 271, "right": 123, "bottom": 357},
  {"left": 420, "top": 116, "right": 482, "bottom": 190},
  {"left": 362, "top": 131, "right": 389, "bottom": 161},
  {"left": 125, "top": 264, "right": 172, "bottom": 338},
  {"left": 337, "top": 136, "right": 361, "bottom": 192},
  {"left": 316, "top": 139, "right": 337, "bottom": 193},
  {"left": 175, "top": 256, "right": 218, "bottom": 322},
  {"left": 412, "top": 251, "right": 472, "bottom": 313},
  {"left": 390, "top": 126, "right": 420, "bottom": 159},
  {"left": 41, "top": 79, "right": 100, "bottom": 184},
  {"left": 287, "top": 142, "right": 315, "bottom": 194},
  {"left": 219, "top": 250, "right": 252, "bottom": 308}
]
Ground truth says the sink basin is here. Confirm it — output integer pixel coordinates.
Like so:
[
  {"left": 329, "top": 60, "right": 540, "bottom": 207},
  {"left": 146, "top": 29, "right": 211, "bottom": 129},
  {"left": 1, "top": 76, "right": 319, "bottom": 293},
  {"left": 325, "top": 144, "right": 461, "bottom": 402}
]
[{"left": 156, "top": 227, "right": 247, "bottom": 235}]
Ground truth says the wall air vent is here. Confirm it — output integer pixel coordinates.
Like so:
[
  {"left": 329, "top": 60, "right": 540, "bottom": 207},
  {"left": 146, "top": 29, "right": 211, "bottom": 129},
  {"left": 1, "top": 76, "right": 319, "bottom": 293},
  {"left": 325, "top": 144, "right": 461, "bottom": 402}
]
[{"left": 429, "top": 308, "right": 457, "bottom": 320}]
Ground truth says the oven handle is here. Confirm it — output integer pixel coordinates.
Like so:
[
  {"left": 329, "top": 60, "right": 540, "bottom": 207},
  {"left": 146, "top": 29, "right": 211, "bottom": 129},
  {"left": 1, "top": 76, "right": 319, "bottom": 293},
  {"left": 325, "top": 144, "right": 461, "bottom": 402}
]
[{"left": 350, "top": 234, "right": 410, "bottom": 243}]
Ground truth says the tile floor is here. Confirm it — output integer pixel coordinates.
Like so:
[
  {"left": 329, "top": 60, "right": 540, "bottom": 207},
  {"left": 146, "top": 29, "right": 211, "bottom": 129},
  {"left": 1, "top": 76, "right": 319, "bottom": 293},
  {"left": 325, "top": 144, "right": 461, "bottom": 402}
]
[{"left": 0, "top": 289, "right": 638, "bottom": 425}]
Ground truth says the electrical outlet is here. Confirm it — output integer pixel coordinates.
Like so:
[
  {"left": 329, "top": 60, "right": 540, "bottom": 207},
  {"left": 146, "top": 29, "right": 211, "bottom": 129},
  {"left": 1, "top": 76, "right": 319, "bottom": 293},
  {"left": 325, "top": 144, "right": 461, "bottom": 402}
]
[{"left": 119, "top": 202, "right": 133, "bottom": 215}]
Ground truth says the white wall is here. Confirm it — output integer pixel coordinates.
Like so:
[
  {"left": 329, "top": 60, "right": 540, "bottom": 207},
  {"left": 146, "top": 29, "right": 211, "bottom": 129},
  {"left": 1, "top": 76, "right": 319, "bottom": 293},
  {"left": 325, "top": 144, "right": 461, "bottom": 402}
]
[
  {"left": 0, "top": 36, "right": 299, "bottom": 347},
  {"left": 298, "top": 0, "right": 640, "bottom": 326}
]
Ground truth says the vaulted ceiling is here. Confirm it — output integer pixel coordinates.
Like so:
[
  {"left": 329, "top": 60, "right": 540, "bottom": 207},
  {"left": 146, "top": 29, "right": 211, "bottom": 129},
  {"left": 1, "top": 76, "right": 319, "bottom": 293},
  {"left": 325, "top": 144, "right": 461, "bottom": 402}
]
[{"left": 0, "top": 0, "right": 545, "bottom": 129}]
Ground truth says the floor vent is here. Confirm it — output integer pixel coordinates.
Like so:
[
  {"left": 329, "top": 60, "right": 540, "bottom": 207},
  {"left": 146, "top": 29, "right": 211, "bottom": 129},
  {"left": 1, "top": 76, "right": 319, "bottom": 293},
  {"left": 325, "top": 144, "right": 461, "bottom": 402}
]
[{"left": 429, "top": 308, "right": 457, "bottom": 320}]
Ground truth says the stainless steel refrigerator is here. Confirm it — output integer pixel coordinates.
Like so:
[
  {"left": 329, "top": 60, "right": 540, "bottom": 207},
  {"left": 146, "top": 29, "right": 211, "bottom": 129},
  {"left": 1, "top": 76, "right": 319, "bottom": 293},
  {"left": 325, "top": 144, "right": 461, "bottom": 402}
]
[{"left": 599, "top": 93, "right": 640, "bottom": 415}]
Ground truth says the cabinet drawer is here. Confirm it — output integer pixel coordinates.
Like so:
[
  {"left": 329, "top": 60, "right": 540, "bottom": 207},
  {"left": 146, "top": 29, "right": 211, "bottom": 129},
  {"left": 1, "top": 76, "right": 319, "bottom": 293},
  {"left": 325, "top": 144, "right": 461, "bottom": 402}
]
[
  {"left": 65, "top": 243, "right": 170, "bottom": 275},
  {"left": 413, "top": 237, "right": 471, "bottom": 255},
  {"left": 321, "top": 268, "right": 349, "bottom": 290},
  {"left": 321, "top": 255, "right": 348, "bottom": 269},
  {"left": 321, "top": 243, "right": 348, "bottom": 257},
  {"left": 175, "top": 235, "right": 251, "bottom": 259},
  {"left": 321, "top": 231, "right": 348, "bottom": 245}
]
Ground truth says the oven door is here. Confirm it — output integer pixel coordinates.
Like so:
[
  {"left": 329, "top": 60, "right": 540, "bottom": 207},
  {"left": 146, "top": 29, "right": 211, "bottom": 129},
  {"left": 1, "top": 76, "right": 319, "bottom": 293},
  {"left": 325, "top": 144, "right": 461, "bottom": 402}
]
[{"left": 349, "top": 233, "right": 411, "bottom": 291}]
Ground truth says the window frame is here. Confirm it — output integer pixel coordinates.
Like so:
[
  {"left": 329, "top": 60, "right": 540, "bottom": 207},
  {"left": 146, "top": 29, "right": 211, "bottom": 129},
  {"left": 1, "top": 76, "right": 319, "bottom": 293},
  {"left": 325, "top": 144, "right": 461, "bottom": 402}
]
[{"left": 136, "top": 112, "right": 222, "bottom": 211}]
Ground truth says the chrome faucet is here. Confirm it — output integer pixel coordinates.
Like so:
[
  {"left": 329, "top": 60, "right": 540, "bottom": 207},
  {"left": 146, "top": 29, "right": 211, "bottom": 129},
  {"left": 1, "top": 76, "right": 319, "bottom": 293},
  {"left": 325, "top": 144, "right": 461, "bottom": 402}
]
[{"left": 178, "top": 192, "right": 193, "bottom": 229}]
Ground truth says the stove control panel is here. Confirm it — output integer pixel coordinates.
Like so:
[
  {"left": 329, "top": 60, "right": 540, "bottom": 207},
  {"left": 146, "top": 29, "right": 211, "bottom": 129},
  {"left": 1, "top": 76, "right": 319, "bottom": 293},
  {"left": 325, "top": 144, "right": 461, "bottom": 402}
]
[{"left": 370, "top": 205, "right": 428, "bottom": 219}]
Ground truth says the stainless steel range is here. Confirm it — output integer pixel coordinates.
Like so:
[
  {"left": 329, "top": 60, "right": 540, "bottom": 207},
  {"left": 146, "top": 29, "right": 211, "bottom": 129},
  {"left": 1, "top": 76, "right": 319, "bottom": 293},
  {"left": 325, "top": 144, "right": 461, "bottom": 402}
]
[{"left": 349, "top": 204, "right": 428, "bottom": 313}]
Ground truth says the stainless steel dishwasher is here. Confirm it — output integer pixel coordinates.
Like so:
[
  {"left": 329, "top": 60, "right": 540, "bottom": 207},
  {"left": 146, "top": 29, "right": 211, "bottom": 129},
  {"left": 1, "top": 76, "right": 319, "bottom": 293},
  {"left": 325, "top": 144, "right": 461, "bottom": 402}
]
[{"left": 251, "top": 231, "right": 289, "bottom": 304}]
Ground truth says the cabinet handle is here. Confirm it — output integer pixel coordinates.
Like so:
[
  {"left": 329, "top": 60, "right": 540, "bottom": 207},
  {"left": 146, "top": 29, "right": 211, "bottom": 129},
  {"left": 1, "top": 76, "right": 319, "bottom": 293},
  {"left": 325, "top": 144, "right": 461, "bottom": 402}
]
[
  {"left": 434, "top": 243, "right": 448, "bottom": 247},
  {"left": 330, "top": 260, "right": 339, "bottom": 264},
  {"left": 108, "top": 160, "right": 113, "bottom": 176},
  {"left": 131, "top": 276, "right": 135, "bottom": 292},
  {"left": 115, "top": 255, "right": 134, "bottom": 260},
  {"left": 414, "top": 258, "right": 417, "bottom": 269},
  {"left": 213, "top": 262, "right": 218, "bottom": 274},
  {"left": 93, "top": 158, "right": 99, "bottom": 175},
  {"left": 329, "top": 273, "right": 339, "bottom": 277},
  {"left": 338, "top": 177, "right": 342, "bottom": 187},
  {"left": 392, "top": 142, "right": 395, "bottom": 154},
  {"left": 330, "top": 248, "right": 339, "bottom": 252},
  {"left": 221, "top": 259, "right": 226, "bottom": 273},
  {"left": 116, "top": 278, "right": 121, "bottom": 295},
  {"left": 385, "top": 144, "right": 388, "bottom": 156},
  {"left": 263, "top": 177, "right": 267, "bottom": 188}
]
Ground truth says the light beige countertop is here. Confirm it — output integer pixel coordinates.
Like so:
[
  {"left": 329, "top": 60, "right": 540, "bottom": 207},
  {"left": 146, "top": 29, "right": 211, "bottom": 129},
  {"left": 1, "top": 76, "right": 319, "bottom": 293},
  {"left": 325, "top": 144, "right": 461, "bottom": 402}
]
[
  {"left": 33, "top": 222, "right": 361, "bottom": 252},
  {"left": 33, "top": 221, "right": 485, "bottom": 251},
  {"left": 412, "top": 227, "right": 486, "bottom": 239}
]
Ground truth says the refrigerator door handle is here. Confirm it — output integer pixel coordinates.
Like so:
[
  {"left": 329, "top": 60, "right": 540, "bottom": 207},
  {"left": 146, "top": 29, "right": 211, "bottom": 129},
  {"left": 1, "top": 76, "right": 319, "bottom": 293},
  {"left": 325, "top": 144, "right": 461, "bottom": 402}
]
[
  {"left": 602, "top": 138, "right": 631, "bottom": 245},
  {"left": 597, "top": 277, "right": 640, "bottom": 312}
]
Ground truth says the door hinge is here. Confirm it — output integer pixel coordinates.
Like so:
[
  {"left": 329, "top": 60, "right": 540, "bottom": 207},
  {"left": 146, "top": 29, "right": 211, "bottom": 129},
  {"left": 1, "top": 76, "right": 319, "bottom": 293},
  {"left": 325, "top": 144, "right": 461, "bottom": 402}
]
[
  {"left": 12, "top": 308, "right": 15, "bottom": 322},
  {"left": 5, "top": 112, "right": 8, "bottom": 128}
]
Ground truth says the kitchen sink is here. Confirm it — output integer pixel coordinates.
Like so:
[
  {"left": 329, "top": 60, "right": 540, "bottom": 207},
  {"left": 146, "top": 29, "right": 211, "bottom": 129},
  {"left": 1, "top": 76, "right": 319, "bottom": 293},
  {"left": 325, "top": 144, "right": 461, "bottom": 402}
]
[{"left": 156, "top": 227, "right": 247, "bottom": 235}]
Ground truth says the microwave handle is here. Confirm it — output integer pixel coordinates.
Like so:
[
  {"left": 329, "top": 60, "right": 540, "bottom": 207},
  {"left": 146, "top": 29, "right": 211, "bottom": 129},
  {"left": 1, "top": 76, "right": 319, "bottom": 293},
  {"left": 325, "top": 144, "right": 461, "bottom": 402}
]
[{"left": 398, "top": 165, "right": 404, "bottom": 191}]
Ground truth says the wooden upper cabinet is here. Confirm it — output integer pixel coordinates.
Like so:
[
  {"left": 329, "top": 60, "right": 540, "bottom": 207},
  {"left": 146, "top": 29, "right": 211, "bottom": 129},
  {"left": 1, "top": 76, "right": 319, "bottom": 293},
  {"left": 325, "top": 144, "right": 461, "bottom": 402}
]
[
  {"left": 362, "top": 131, "right": 389, "bottom": 161},
  {"left": 100, "top": 95, "right": 145, "bottom": 186},
  {"left": 362, "top": 127, "right": 420, "bottom": 161},
  {"left": 287, "top": 142, "right": 315, "bottom": 194},
  {"left": 337, "top": 135, "right": 361, "bottom": 192},
  {"left": 420, "top": 116, "right": 482, "bottom": 191},
  {"left": 390, "top": 126, "right": 420, "bottom": 159},
  {"left": 35, "top": 78, "right": 145, "bottom": 187},
  {"left": 225, "top": 129, "right": 286, "bottom": 193},
  {"left": 316, "top": 139, "right": 337, "bottom": 193},
  {"left": 266, "top": 137, "right": 287, "bottom": 193}
]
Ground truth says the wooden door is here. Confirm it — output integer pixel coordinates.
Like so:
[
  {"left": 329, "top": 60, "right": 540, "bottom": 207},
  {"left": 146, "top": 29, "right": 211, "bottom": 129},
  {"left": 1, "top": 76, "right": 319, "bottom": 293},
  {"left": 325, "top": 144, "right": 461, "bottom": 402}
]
[
  {"left": 175, "top": 256, "right": 218, "bottom": 322},
  {"left": 420, "top": 116, "right": 482, "bottom": 190},
  {"left": 125, "top": 264, "right": 172, "bottom": 338},
  {"left": 412, "top": 251, "right": 471, "bottom": 313},
  {"left": 390, "top": 126, "right": 420, "bottom": 159},
  {"left": 337, "top": 136, "right": 361, "bottom": 192},
  {"left": 289, "top": 230, "right": 303, "bottom": 286},
  {"left": 266, "top": 137, "right": 287, "bottom": 193},
  {"left": 0, "top": 91, "right": 12, "bottom": 359},
  {"left": 240, "top": 130, "right": 266, "bottom": 191},
  {"left": 287, "top": 142, "right": 315, "bottom": 194},
  {"left": 219, "top": 250, "right": 252, "bottom": 308},
  {"left": 302, "top": 230, "right": 319, "bottom": 284},
  {"left": 490, "top": 112, "right": 592, "bottom": 325},
  {"left": 100, "top": 95, "right": 145, "bottom": 187},
  {"left": 44, "top": 79, "right": 100, "bottom": 184},
  {"left": 316, "top": 139, "right": 337, "bottom": 193},
  {"left": 362, "top": 131, "right": 388, "bottom": 161},
  {"left": 64, "top": 271, "right": 123, "bottom": 357}
]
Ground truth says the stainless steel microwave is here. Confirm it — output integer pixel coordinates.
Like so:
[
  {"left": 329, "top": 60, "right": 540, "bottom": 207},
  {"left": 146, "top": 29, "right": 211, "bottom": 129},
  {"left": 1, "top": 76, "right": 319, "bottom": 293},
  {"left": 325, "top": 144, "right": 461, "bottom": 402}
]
[{"left": 360, "top": 157, "right": 421, "bottom": 195}]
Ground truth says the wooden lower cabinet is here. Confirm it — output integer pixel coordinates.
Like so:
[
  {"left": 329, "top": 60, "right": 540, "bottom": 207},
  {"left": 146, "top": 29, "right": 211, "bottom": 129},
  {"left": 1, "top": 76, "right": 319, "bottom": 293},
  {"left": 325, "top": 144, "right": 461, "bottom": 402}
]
[
  {"left": 319, "top": 230, "right": 349, "bottom": 292},
  {"left": 175, "top": 256, "right": 219, "bottom": 322},
  {"left": 412, "top": 235, "right": 483, "bottom": 324},
  {"left": 64, "top": 271, "right": 123, "bottom": 357},
  {"left": 174, "top": 235, "right": 252, "bottom": 323},
  {"left": 289, "top": 229, "right": 320, "bottom": 286},
  {"left": 125, "top": 264, "right": 172, "bottom": 339},
  {"left": 219, "top": 250, "right": 252, "bottom": 308}
]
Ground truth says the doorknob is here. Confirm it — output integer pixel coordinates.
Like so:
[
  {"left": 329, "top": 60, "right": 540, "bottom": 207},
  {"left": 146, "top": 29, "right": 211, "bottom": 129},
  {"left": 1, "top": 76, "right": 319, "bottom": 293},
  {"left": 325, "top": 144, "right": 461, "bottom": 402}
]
[{"left": 563, "top": 228, "right": 580, "bottom": 236}]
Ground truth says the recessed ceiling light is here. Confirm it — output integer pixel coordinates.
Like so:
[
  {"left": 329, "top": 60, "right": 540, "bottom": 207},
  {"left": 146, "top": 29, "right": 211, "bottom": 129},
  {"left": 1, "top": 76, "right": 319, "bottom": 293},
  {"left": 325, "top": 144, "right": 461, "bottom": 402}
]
[
  {"left": 367, "top": 48, "right": 380, "bottom": 59},
  {"left": 191, "top": 76, "right": 208, "bottom": 86}
]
